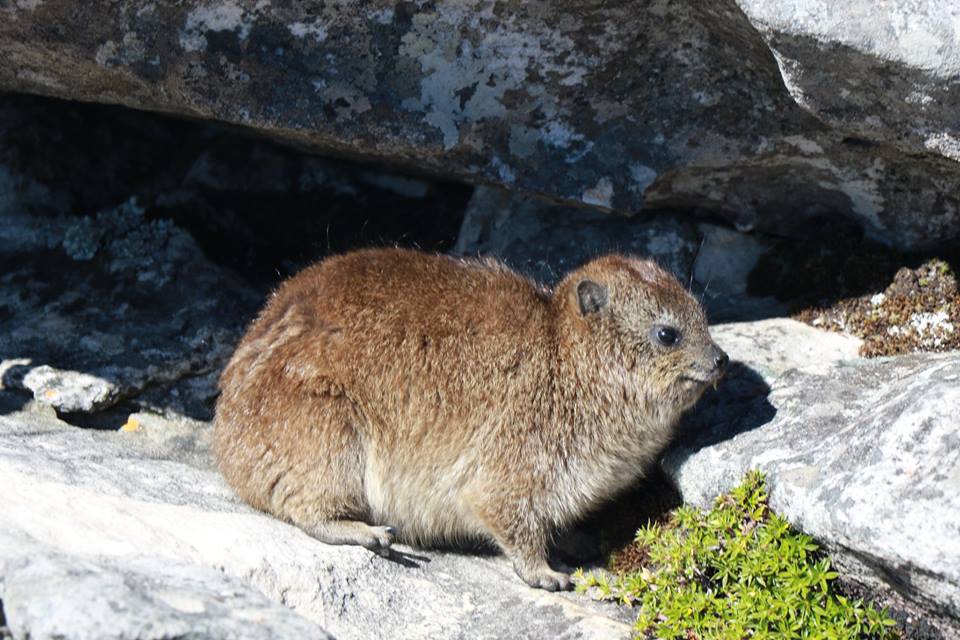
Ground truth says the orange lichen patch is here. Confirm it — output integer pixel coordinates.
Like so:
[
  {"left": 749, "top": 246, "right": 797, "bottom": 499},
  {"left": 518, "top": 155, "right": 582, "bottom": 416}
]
[
  {"left": 120, "top": 416, "right": 141, "bottom": 432},
  {"left": 44, "top": 389, "right": 57, "bottom": 399},
  {"left": 797, "top": 259, "right": 959, "bottom": 357}
]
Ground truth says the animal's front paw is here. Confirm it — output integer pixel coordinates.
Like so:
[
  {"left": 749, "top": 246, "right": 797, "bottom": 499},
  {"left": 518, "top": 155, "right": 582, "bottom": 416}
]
[
  {"left": 360, "top": 525, "right": 396, "bottom": 557},
  {"left": 517, "top": 566, "right": 573, "bottom": 591}
]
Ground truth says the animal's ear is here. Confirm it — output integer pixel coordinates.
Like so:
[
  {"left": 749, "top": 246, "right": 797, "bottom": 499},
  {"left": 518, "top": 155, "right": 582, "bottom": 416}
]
[{"left": 577, "top": 279, "right": 608, "bottom": 315}]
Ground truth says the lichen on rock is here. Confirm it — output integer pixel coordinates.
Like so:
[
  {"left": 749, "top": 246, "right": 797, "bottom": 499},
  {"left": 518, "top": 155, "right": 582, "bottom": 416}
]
[
  {"left": 2, "top": 0, "right": 958, "bottom": 248},
  {"left": 797, "top": 259, "right": 960, "bottom": 357}
]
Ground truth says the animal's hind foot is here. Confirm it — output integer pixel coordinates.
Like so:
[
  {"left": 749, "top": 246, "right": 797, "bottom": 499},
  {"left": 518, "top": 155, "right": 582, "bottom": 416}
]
[{"left": 304, "top": 520, "right": 396, "bottom": 557}]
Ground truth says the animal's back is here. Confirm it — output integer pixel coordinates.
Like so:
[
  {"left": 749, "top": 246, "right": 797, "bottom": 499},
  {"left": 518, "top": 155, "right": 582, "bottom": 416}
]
[{"left": 274, "top": 247, "right": 554, "bottom": 425}]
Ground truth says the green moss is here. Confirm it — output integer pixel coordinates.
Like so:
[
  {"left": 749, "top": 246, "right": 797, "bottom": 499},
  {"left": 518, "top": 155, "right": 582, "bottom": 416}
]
[{"left": 575, "top": 472, "right": 899, "bottom": 639}]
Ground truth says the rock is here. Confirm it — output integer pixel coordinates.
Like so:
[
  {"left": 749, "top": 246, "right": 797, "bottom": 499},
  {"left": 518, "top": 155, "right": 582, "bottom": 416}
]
[
  {"left": 736, "top": 0, "right": 960, "bottom": 162},
  {"left": 0, "top": 402, "right": 634, "bottom": 640},
  {"left": 0, "top": 198, "right": 259, "bottom": 420},
  {"left": 1, "top": 551, "right": 330, "bottom": 640},
  {"left": 691, "top": 224, "right": 789, "bottom": 323},
  {"left": 710, "top": 318, "right": 863, "bottom": 379},
  {"left": 2, "top": 2, "right": 958, "bottom": 249},
  {"left": 17, "top": 366, "right": 119, "bottom": 414},
  {"left": 664, "top": 351, "right": 960, "bottom": 631},
  {"left": 693, "top": 224, "right": 769, "bottom": 297},
  {"left": 454, "top": 186, "right": 698, "bottom": 285}
]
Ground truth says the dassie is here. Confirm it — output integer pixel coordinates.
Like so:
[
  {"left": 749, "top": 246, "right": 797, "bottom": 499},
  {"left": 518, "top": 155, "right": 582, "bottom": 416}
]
[{"left": 213, "top": 247, "right": 727, "bottom": 590}]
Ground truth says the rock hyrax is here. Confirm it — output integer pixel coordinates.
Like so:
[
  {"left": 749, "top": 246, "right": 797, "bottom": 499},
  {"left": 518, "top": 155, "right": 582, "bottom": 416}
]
[{"left": 213, "top": 247, "right": 727, "bottom": 590}]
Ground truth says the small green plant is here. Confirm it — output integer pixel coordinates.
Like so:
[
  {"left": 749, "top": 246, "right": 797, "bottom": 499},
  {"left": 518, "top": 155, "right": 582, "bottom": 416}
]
[{"left": 575, "top": 471, "right": 899, "bottom": 639}]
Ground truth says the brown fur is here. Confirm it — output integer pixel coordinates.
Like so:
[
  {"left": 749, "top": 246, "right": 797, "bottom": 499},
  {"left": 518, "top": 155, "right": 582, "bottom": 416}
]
[{"left": 213, "top": 248, "right": 726, "bottom": 590}]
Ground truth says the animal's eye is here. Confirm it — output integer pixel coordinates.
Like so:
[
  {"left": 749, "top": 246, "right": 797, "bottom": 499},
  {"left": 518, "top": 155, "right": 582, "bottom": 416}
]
[{"left": 655, "top": 326, "right": 681, "bottom": 347}]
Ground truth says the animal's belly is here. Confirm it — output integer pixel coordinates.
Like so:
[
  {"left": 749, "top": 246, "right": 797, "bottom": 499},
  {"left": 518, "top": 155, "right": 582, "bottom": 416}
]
[{"left": 363, "top": 460, "right": 485, "bottom": 546}]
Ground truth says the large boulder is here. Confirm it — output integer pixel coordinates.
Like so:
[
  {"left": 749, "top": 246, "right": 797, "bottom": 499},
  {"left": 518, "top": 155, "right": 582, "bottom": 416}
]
[
  {"left": 665, "top": 336, "right": 960, "bottom": 633},
  {"left": 0, "top": 403, "right": 633, "bottom": 640},
  {"left": 2, "top": 1, "right": 959, "bottom": 249},
  {"left": 736, "top": 0, "right": 960, "bottom": 162},
  {"left": 1, "top": 551, "right": 331, "bottom": 640}
]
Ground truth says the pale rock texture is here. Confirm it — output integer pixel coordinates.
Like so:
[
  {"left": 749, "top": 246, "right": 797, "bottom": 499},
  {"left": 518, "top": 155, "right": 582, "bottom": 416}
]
[
  {"left": 709, "top": 317, "right": 863, "bottom": 379},
  {"left": 1, "top": 550, "right": 331, "bottom": 640},
  {"left": 693, "top": 224, "right": 769, "bottom": 297},
  {"left": 736, "top": 0, "right": 960, "bottom": 162}
]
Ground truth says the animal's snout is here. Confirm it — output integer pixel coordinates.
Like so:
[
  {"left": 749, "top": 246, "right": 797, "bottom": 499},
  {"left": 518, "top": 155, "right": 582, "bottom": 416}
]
[{"left": 710, "top": 344, "right": 729, "bottom": 372}]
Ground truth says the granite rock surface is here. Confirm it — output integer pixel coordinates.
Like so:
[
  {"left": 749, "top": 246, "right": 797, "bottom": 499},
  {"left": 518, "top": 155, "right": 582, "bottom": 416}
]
[
  {"left": 2, "top": 1, "right": 959, "bottom": 248},
  {"left": 736, "top": 0, "right": 960, "bottom": 162}
]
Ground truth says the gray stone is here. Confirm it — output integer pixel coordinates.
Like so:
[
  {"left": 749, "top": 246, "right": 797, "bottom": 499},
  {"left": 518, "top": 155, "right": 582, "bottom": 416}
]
[
  {"left": 693, "top": 224, "right": 769, "bottom": 297},
  {"left": 2, "top": 1, "right": 959, "bottom": 249},
  {"left": 665, "top": 352, "right": 960, "bottom": 629},
  {"left": 0, "top": 198, "right": 259, "bottom": 420},
  {"left": 454, "top": 186, "right": 698, "bottom": 285},
  {"left": 18, "top": 366, "right": 119, "bottom": 414},
  {"left": 1, "top": 550, "right": 330, "bottom": 640},
  {"left": 736, "top": 0, "right": 960, "bottom": 162},
  {"left": 710, "top": 318, "right": 863, "bottom": 379},
  {"left": 691, "top": 224, "right": 789, "bottom": 323},
  {"left": 0, "top": 402, "right": 633, "bottom": 640}
]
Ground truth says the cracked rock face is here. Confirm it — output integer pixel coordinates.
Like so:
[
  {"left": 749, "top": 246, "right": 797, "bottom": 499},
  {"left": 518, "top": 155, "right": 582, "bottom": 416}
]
[
  {"left": 666, "top": 348, "right": 960, "bottom": 631},
  {"left": 2, "top": 1, "right": 959, "bottom": 249}
]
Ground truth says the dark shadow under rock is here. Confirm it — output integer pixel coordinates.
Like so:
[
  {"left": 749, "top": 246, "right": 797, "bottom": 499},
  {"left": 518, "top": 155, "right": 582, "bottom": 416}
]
[
  {"left": 672, "top": 361, "right": 777, "bottom": 452},
  {"left": 0, "top": 202, "right": 259, "bottom": 421},
  {"left": 1, "top": 93, "right": 474, "bottom": 292},
  {"left": 747, "top": 231, "right": 960, "bottom": 314},
  {"left": 455, "top": 186, "right": 700, "bottom": 287},
  {"left": 151, "top": 130, "right": 473, "bottom": 291}
]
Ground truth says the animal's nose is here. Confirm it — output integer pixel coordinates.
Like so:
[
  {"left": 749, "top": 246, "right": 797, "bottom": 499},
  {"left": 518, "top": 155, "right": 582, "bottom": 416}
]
[{"left": 712, "top": 346, "right": 729, "bottom": 371}]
